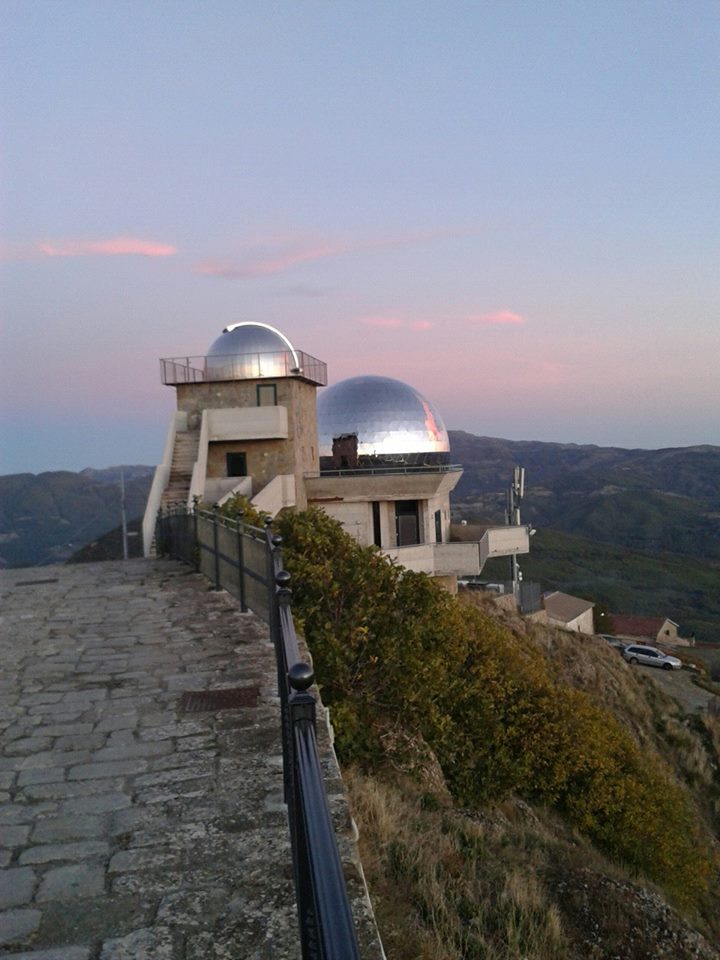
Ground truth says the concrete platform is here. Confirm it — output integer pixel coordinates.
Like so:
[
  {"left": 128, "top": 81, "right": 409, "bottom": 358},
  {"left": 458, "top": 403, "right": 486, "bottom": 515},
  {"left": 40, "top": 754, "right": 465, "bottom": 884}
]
[{"left": 0, "top": 559, "right": 308, "bottom": 958}]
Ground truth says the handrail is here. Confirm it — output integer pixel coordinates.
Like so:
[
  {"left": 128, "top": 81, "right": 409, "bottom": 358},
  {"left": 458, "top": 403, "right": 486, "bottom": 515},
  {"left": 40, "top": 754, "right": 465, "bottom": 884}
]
[
  {"left": 309, "top": 463, "right": 462, "bottom": 478},
  {"left": 159, "top": 350, "right": 328, "bottom": 387},
  {"left": 268, "top": 524, "right": 362, "bottom": 960},
  {"left": 155, "top": 505, "right": 361, "bottom": 958}
]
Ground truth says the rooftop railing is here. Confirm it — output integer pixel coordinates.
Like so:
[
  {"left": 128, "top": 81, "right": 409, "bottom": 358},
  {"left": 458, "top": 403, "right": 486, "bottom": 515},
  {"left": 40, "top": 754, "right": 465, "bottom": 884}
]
[
  {"left": 310, "top": 463, "right": 463, "bottom": 478},
  {"left": 160, "top": 351, "right": 328, "bottom": 387},
  {"left": 155, "top": 504, "right": 361, "bottom": 959}
]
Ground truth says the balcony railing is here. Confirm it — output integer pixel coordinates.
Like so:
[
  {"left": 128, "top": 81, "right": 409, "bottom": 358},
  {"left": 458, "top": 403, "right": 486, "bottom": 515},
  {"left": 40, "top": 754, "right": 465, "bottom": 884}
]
[
  {"left": 309, "top": 463, "right": 463, "bottom": 478},
  {"left": 160, "top": 351, "right": 328, "bottom": 387}
]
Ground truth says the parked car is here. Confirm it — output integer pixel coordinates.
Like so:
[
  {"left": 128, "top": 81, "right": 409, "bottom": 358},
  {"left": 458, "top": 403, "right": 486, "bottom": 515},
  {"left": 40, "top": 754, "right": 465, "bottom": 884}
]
[
  {"left": 622, "top": 644, "right": 682, "bottom": 670},
  {"left": 598, "top": 633, "right": 626, "bottom": 651}
]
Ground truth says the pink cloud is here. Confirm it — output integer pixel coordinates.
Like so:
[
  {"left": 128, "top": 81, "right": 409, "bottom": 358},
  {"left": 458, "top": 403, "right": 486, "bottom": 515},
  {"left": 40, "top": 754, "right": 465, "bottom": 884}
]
[
  {"left": 195, "top": 227, "right": 468, "bottom": 280},
  {"left": 196, "top": 243, "right": 343, "bottom": 279},
  {"left": 470, "top": 311, "right": 526, "bottom": 326},
  {"left": 360, "top": 316, "right": 432, "bottom": 331},
  {"left": 38, "top": 236, "right": 177, "bottom": 258}
]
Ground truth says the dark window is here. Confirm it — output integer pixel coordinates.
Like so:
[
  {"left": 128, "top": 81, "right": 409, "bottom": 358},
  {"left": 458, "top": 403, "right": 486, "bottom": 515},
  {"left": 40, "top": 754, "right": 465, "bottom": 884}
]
[
  {"left": 256, "top": 384, "right": 277, "bottom": 406},
  {"left": 395, "top": 500, "right": 420, "bottom": 546},
  {"left": 226, "top": 452, "right": 247, "bottom": 477},
  {"left": 372, "top": 502, "right": 382, "bottom": 547},
  {"left": 434, "top": 509, "right": 442, "bottom": 543}
]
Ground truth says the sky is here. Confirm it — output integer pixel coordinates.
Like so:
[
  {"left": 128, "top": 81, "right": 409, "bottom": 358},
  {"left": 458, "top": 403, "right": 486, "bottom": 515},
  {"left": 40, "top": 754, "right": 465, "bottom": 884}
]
[{"left": 1, "top": 1, "right": 719, "bottom": 474}]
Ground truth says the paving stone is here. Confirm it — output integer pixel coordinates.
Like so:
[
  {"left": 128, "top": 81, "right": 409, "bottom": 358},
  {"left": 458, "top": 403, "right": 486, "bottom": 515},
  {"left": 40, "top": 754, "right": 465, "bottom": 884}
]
[
  {"left": 5, "top": 737, "right": 54, "bottom": 756},
  {"left": 0, "top": 770, "right": 17, "bottom": 789},
  {"left": 0, "top": 867, "right": 36, "bottom": 908},
  {"left": 0, "top": 948, "right": 91, "bottom": 959},
  {"left": 94, "top": 715, "right": 138, "bottom": 734},
  {"left": 62, "top": 792, "right": 131, "bottom": 815},
  {"left": 1, "top": 824, "right": 31, "bottom": 846},
  {"left": 17, "top": 767, "right": 68, "bottom": 787},
  {"left": 91, "top": 740, "right": 173, "bottom": 762},
  {"left": 36, "top": 862, "right": 106, "bottom": 900},
  {"left": 19, "top": 750, "right": 92, "bottom": 770},
  {"left": 0, "top": 802, "right": 58, "bottom": 824},
  {"left": 31, "top": 814, "right": 104, "bottom": 842},
  {"left": 0, "top": 908, "right": 43, "bottom": 946},
  {"left": 108, "top": 848, "right": 180, "bottom": 873},
  {"left": 19, "top": 840, "right": 110, "bottom": 865},
  {"left": 99, "top": 925, "right": 176, "bottom": 959},
  {"left": 19, "top": 777, "right": 126, "bottom": 800},
  {"left": 0, "top": 560, "right": 382, "bottom": 959},
  {"left": 67, "top": 759, "right": 147, "bottom": 780}
]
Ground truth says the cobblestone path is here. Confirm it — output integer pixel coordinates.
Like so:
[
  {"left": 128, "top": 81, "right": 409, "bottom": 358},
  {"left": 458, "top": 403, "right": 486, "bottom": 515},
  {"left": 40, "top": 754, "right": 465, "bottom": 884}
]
[{"left": 0, "top": 559, "right": 301, "bottom": 959}]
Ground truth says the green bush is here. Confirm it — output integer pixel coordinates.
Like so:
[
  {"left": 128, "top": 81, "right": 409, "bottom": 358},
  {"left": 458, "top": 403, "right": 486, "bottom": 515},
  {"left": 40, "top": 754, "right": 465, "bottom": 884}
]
[{"left": 276, "top": 508, "right": 715, "bottom": 904}]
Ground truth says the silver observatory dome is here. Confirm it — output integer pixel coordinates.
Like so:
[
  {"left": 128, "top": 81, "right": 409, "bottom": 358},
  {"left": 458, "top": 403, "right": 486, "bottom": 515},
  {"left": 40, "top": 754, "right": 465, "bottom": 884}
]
[
  {"left": 317, "top": 375, "right": 450, "bottom": 469},
  {"left": 205, "top": 322, "right": 300, "bottom": 379}
]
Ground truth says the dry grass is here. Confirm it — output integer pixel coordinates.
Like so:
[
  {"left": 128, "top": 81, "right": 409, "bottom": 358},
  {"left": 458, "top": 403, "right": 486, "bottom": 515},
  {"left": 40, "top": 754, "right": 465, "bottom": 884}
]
[
  {"left": 346, "top": 767, "right": 720, "bottom": 960},
  {"left": 346, "top": 767, "right": 577, "bottom": 960},
  {"left": 349, "top": 595, "right": 720, "bottom": 953}
]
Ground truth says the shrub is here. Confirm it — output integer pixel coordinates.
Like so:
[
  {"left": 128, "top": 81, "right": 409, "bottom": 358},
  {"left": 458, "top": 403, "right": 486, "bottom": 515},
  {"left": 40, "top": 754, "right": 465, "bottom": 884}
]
[{"left": 277, "top": 508, "right": 716, "bottom": 904}]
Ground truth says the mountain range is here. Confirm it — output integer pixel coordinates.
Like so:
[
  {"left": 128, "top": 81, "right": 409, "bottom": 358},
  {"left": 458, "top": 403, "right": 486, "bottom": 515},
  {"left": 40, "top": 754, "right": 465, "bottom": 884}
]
[
  {"left": 2, "top": 436, "right": 718, "bottom": 640},
  {"left": 448, "top": 432, "right": 720, "bottom": 641},
  {"left": 0, "top": 466, "right": 154, "bottom": 568}
]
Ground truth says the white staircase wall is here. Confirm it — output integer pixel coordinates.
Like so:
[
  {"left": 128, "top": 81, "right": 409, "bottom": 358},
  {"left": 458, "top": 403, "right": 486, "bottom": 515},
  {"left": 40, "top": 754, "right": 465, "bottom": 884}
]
[{"left": 142, "top": 411, "right": 187, "bottom": 556}]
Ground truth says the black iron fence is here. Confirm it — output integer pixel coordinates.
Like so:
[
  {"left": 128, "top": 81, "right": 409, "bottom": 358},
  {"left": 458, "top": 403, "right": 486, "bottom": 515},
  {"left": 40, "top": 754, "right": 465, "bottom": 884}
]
[{"left": 156, "top": 504, "right": 361, "bottom": 960}]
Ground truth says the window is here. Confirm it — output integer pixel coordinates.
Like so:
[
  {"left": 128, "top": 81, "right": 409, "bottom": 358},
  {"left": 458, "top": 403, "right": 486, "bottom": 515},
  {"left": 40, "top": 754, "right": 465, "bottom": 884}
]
[
  {"left": 226, "top": 452, "right": 247, "bottom": 477},
  {"left": 395, "top": 500, "right": 421, "bottom": 546},
  {"left": 434, "top": 509, "right": 442, "bottom": 543},
  {"left": 372, "top": 502, "right": 382, "bottom": 547},
  {"left": 256, "top": 384, "right": 277, "bottom": 406}
]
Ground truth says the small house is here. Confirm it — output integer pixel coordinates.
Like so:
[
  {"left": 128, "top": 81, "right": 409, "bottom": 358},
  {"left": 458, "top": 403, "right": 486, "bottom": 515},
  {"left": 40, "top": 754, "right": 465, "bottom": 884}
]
[
  {"left": 543, "top": 591, "right": 595, "bottom": 634},
  {"left": 611, "top": 615, "right": 693, "bottom": 647}
]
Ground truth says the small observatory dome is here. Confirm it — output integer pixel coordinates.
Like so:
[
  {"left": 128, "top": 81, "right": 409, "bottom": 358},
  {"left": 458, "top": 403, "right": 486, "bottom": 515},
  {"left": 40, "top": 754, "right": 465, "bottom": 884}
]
[
  {"left": 205, "top": 322, "right": 300, "bottom": 379},
  {"left": 317, "top": 375, "right": 450, "bottom": 469}
]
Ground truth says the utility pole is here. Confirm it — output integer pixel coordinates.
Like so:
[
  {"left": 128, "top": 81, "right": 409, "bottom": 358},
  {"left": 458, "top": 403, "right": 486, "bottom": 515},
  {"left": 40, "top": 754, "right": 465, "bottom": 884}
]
[
  {"left": 120, "top": 467, "right": 129, "bottom": 561},
  {"left": 506, "top": 465, "right": 525, "bottom": 599}
]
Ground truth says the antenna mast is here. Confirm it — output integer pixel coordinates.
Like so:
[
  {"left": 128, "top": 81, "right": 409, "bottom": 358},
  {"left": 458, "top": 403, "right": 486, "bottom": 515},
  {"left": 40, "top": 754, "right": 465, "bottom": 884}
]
[
  {"left": 120, "top": 467, "right": 129, "bottom": 561},
  {"left": 506, "top": 466, "right": 525, "bottom": 599}
]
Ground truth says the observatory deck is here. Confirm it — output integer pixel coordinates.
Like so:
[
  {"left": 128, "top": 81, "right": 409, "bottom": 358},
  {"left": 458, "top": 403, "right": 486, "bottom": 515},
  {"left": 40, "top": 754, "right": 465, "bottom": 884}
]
[
  {"left": 160, "top": 351, "right": 328, "bottom": 387},
  {"left": 0, "top": 560, "right": 379, "bottom": 958}
]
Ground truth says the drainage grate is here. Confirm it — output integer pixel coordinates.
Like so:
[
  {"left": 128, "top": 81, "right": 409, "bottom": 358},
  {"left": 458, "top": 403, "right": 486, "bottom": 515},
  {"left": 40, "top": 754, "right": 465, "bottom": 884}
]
[
  {"left": 178, "top": 686, "right": 260, "bottom": 713},
  {"left": 15, "top": 578, "right": 59, "bottom": 587}
]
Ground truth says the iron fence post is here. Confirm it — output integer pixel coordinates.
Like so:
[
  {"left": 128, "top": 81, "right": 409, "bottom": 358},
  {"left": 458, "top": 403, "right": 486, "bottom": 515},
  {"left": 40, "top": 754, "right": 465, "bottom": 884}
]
[
  {"left": 192, "top": 496, "right": 200, "bottom": 571},
  {"left": 276, "top": 568, "right": 293, "bottom": 805},
  {"left": 212, "top": 505, "right": 221, "bottom": 590},
  {"left": 236, "top": 512, "right": 247, "bottom": 612}
]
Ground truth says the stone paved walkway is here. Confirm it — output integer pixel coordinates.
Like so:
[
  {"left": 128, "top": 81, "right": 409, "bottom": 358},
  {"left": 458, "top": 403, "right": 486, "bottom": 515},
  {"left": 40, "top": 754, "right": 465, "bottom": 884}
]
[{"left": 0, "top": 559, "right": 301, "bottom": 959}]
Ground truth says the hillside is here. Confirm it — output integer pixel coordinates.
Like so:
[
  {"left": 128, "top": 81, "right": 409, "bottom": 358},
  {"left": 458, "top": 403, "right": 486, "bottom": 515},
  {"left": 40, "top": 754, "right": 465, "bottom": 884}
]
[
  {"left": 0, "top": 468, "right": 154, "bottom": 568},
  {"left": 449, "top": 432, "right": 720, "bottom": 640},
  {"left": 274, "top": 507, "right": 720, "bottom": 959}
]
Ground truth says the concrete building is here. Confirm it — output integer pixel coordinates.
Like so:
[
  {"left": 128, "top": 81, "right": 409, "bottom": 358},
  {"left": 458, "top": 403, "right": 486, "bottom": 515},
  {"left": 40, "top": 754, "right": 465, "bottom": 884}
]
[
  {"left": 612, "top": 614, "right": 693, "bottom": 647},
  {"left": 543, "top": 591, "right": 595, "bottom": 634},
  {"left": 143, "top": 323, "right": 529, "bottom": 589}
]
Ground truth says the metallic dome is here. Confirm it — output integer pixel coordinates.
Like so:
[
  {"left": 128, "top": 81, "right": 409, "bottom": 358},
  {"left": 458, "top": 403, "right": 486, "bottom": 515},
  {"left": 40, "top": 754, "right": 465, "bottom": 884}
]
[
  {"left": 317, "top": 375, "right": 450, "bottom": 467},
  {"left": 205, "top": 322, "right": 300, "bottom": 379}
]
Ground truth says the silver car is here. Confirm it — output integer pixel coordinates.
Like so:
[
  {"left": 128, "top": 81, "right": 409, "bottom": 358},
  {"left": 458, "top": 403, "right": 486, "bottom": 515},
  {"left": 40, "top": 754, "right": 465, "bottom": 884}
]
[{"left": 622, "top": 644, "right": 682, "bottom": 671}]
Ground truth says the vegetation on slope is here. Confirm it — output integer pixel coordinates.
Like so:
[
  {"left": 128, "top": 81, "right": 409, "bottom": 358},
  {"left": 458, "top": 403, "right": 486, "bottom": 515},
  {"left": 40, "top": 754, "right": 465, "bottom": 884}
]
[{"left": 276, "top": 508, "right": 717, "bottom": 919}]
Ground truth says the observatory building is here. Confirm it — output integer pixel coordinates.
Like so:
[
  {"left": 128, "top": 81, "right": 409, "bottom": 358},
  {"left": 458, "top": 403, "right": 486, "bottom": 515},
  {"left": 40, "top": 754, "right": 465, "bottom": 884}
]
[{"left": 143, "top": 322, "right": 529, "bottom": 590}]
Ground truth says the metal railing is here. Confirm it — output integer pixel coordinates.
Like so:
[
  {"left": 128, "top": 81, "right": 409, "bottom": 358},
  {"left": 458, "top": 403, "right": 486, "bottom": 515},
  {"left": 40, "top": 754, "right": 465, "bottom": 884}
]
[
  {"left": 309, "top": 463, "right": 462, "bottom": 478},
  {"left": 160, "top": 350, "right": 328, "bottom": 387},
  {"left": 155, "top": 504, "right": 361, "bottom": 959}
]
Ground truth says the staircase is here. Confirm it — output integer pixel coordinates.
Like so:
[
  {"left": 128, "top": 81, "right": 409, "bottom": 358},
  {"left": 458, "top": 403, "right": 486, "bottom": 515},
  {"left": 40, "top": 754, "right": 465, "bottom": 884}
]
[{"left": 160, "top": 429, "right": 200, "bottom": 508}]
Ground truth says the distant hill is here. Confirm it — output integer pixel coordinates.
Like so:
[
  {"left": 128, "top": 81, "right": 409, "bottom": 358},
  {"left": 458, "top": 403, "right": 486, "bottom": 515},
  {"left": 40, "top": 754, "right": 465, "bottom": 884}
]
[
  {"left": 0, "top": 467, "right": 154, "bottom": 568},
  {"left": 449, "top": 432, "right": 720, "bottom": 641},
  {"left": 3, "top": 436, "right": 719, "bottom": 641}
]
